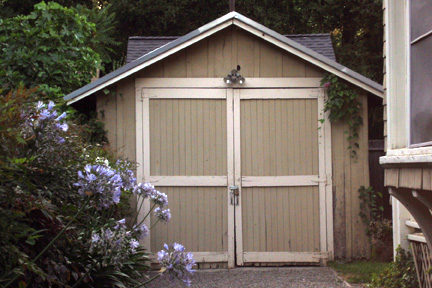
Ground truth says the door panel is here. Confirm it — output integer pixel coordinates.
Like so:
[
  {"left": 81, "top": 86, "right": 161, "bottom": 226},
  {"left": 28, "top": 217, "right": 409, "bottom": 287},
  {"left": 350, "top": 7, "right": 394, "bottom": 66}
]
[
  {"left": 143, "top": 91, "right": 233, "bottom": 266},
  {"left": 240, "top": 99, "right": 318, "bottom": 176},
  {"left": 241, "top": 187, "right": 320, "bottom": 253},
  {"left": 235, "top": 89, "right": 325, "bottom": 265},
  {"left": 150, "top": 186, "right": 228, "bottom": 253},
  {"left": 150, "top": 99, "right": 227, "bottom": 176}
]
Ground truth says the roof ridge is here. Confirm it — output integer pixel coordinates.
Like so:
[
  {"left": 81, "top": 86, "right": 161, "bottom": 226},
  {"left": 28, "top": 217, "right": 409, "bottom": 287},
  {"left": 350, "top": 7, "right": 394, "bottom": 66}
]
[{"left": 129, "top": 36, "right": 179, "bottom": 40}]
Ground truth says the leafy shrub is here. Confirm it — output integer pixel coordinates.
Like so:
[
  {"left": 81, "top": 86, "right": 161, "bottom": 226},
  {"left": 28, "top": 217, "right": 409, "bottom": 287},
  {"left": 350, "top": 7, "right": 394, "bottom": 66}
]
[
  {"left": 358, "top": 186, "right": 393, "bottom": 261},
  {"left": 321, "top": 73, "right": 362, "bottom": 158},
  {"left": 0, "top": 89, "right": 195, "bottom": 287},
  {"left": 367, "top": 247, "right": 419, "bottom": 288},
  {"left": 74, "top": 111, "right": 108, "bottom": 146},
  {"left": 0, "top": 2, "right": 101, "bottom": 100}
]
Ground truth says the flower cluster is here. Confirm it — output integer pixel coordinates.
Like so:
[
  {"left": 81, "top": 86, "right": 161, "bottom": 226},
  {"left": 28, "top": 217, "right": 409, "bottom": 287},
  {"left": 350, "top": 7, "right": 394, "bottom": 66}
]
[
  {"left": 157, "top": 243, "right": 196, "bottom": 286},
  {"left": 133, "top": 182, "right": 170, "bottom": 222},
  {"left": 89, "top": 221, "right": 142, "bottom": 268},
  {"left": 133, "top": 182, "right": 156, "bottom": 198},
  {"left": 74, "top": 164, "right": 122, "bottom": 209},
  {"left": 22, "top": 101, "right": 68, "bottom": 146},
  {"left": 115, "top": 159, "right": 136, "bottom": 190},
  {"left": 132, "top": 223, "right": 149, "bottom": 240},
  {"left": 154, "top": 207, "right": 171, "bottom": 222}
]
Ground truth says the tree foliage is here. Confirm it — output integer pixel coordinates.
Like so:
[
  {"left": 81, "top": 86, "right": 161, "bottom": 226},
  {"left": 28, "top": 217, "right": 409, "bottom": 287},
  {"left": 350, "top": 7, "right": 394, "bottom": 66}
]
[
  {"left": 0, "top": 1, "right": 383, "bottom": 83},
  {"left": 106, "top": 0, "right": 383, "bottom": 82},
  {"left": 0, "top": 2, "right": 103, "bottom": 100}
]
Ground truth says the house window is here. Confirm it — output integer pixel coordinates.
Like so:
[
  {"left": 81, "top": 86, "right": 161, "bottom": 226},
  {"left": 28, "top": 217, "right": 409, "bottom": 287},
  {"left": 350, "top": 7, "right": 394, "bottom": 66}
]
[{"left": 410, "top": 0, "right": 432, "bottom": 146}]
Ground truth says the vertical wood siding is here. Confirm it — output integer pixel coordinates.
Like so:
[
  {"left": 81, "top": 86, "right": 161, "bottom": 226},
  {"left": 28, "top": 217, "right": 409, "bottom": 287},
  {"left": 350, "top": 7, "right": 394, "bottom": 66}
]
[
  {"left": 385, "top": 167, "right": 432, "bottom": 191},
  {"left": 150, "top": 186, "right": 228, "bottom": 253},
  {"left": 97, "top": 26, "right": 371, "bottom": 260},
  {"left": 241, "top": 99, "right": 318, "bottom": 176},
  {"left": 332, "top": 94, "right": 370, "bottom": 259},
  {"left": 242, "top": 187, "right": 320, "bottom": 252},
  {"left": 149, "top": 99, "right": 227, "bottom": 176},
  {"left": 240, "top": 98, "right": 320, "bottom": 253}
]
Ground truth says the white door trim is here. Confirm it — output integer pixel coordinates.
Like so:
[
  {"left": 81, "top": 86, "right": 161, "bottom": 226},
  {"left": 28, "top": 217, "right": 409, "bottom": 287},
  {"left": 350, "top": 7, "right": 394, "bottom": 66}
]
[
  {"left": 136, "top": 87, "right": 152, "bottom": 253},
  {"left": 136, "top": 78, "right": 322, "bottom": 89},
  {"left": 233, "top": 88, "right": 244, "bottom": 266},
  {"left": 227, "top": 88, "right": 236, "bottom": 268},
  {"left": 241, "top": 175, "right": 321, "bottom": 187}
]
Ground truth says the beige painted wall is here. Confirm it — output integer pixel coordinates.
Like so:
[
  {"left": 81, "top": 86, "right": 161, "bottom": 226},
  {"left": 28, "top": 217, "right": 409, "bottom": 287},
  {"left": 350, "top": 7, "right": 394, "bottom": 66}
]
[{"left": 97, "top": 26, "right": 370, "bottom": 260}]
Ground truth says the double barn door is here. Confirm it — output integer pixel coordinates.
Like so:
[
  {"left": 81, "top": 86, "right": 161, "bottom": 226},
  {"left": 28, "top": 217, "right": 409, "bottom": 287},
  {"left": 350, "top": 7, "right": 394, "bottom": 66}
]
[{"left": 136, "top": 78, "right": 333, "bottom": 267}]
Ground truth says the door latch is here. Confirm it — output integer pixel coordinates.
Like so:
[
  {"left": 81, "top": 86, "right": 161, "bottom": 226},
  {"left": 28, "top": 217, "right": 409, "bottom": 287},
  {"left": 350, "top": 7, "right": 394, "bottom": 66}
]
[{"left": 229, "top": 185, "right": 239, "bottom": 206}]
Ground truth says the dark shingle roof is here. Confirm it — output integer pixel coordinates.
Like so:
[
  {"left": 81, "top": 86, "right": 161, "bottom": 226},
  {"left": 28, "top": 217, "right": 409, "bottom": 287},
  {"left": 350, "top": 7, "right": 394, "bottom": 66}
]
[
  {"left": 127, "top": 36, "right": 178, "bottom": 64},
  {"left": 127, "top": 33, "right": 336, "bottom": 64},
  {"left": 284, "top": 34, "right": 336, "bottom": 62}
]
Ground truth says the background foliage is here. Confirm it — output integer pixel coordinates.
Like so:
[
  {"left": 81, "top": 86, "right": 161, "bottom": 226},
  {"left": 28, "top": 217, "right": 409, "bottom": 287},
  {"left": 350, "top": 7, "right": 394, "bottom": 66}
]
[
  {"left": 0, "top": 2, "right": 103, "bottom": 100},
  {"left": 0, "top": 0, "right": 384, "bottom": 83},
  {"left": 367, "top": 247, "right": 419, "bottom": 288}
]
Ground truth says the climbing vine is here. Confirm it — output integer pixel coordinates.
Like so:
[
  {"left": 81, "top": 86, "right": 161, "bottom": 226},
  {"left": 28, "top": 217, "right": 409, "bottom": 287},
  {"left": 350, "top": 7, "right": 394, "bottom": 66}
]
[{"left": 321, "top": 73, "right": 363, "bottom": 158}]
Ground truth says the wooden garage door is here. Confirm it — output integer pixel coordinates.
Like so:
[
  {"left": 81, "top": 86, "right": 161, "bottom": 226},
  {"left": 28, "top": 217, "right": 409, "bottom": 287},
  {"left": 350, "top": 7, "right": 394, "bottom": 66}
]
[
  {"left": 234, "top": 89, "right": 328, "bottom": 265},
  {"left": 135, "top": 79, "right": 332, "bottom": 267},
  {"left": 136, "top": 87, "right": 236, "bottom": 267}
]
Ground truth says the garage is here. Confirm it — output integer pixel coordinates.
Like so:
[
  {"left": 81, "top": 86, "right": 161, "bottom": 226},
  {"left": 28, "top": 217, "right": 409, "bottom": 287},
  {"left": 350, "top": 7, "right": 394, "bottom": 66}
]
[{"left": 65, "top": 12, "right": 383, "bottom": 267}]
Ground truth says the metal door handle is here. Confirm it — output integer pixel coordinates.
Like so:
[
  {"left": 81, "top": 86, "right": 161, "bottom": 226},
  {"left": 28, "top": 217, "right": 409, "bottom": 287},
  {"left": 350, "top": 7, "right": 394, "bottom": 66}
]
[{"left": 229, "top": 185, "right": 239, "bottom": 206}]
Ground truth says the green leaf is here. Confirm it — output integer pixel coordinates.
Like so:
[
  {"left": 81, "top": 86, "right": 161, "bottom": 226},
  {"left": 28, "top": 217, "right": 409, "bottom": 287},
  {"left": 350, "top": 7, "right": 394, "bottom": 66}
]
[{"left": 16, "top": 136, "right": 27, "bottom": 144}]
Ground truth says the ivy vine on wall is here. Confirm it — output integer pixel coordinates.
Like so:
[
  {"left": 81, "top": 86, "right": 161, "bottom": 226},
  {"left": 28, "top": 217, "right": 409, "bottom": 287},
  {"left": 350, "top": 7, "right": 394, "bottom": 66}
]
[{"left": 321, "top": 73, "right": 363, "bottom": 158}]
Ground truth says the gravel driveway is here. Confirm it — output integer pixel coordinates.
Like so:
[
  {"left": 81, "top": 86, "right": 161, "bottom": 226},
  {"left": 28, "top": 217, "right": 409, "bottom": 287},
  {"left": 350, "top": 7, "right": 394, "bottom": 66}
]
[{"left": 146, "top": 267, "right": 349, "bottom": 288}]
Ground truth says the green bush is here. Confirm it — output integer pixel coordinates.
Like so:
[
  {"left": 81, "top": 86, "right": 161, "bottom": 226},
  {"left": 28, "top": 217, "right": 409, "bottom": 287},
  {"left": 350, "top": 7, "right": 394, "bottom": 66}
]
[
  {"left": 0, "top": 89, "right": 195, "bottom": 287},
  {"left": 367, "top": 246, "right": 418, "bottom": 288},
  {"left": 0, "top": 2, "right": 102, "bottom": 100}
]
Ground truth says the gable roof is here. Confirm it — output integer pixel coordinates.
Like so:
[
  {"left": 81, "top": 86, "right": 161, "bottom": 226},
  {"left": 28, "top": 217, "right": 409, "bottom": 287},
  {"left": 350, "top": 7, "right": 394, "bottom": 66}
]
[
  {"left": 127, "top": 33, "right": 336, "bottom": 64},
  {"left": 65, "top": 12, "right": 383, "bottom": 104}
]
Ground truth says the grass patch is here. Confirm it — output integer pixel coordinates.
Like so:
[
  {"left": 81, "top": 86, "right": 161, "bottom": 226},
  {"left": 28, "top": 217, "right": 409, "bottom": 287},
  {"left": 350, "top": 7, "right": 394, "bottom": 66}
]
[{"left": 329, "top": 260, "right": 391, "bottom": 284}]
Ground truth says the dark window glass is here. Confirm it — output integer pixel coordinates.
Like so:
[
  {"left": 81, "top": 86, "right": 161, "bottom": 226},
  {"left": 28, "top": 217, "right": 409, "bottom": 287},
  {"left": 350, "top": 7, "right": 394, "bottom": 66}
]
[
  {"left": 411, "top": 0, "right": 432, "bottom": 40},
  {"left": 410, "top": 0, "right": 432, "bottom": 146}
]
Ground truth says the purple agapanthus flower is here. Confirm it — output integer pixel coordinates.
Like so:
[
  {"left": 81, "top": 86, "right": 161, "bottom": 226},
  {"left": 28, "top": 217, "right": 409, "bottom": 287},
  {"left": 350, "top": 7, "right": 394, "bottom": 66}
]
[
  {"left": 74, "top": 164, "right": 123, "bottom": 209},
  {"left": 130, "top": 239, "right": 140, "bottom": 254},
  {"left": 91, "top": 233, "right": 100, "bottom": 243},
  {"left": 114, "top": 218, "right": 126, "bottom": 230},
  {"left": 157, "top": 243, "right": 196, "bottom": 286},
  {"left": 133, "top": 224, "right": 149, "bottom": 240},
  {"left": 115, "top": 159, "right": 137, "bottom": 190},
  {"left": 21, "top": 100, "right": 69, "bottom": 147},
  {"left": 150, "top": 190, "right": 168, "bottom": 207},
  {"left": 154, "top": 207, "right": 171, "bottom": 222},
  {"left": 133, "top": 182, "right": 156, "bottom": 198}
]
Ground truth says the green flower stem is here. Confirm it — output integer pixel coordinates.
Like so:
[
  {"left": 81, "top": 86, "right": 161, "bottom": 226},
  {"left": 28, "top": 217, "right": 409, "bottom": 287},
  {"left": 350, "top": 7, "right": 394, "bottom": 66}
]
[
  {"left": 134, "top": 196, "right": 147, "bottom": 224},
  {"left": 132, "top": 272, "right": 163, "bottom": 288},
  {"left": 136, "top": 202, "right": 156, "bottom": 227},
  {"left": 149, "top": 218, "right": 160, "bottom": 230},
  {"left": 4, "top": 197, "right": 91, "bottom": 288}
]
